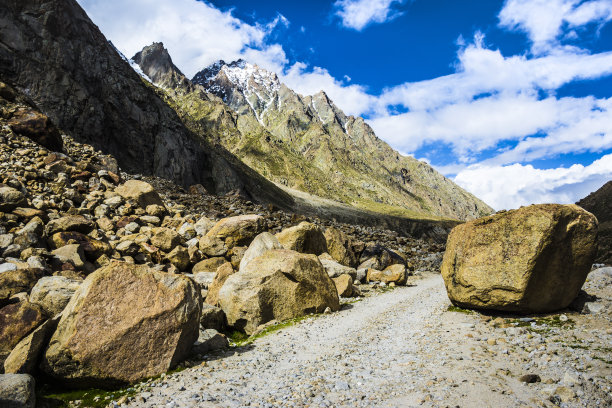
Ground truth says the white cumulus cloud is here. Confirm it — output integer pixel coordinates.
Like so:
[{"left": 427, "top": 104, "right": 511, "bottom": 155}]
[
  {"left": 454, "top": 154, "right": 612, "bottom": 210},
  {"left": 333, "top": 0, "right": 406, "bottom": 31},
  {"left": 499, "top": 0, "right": 612, "bottom": 53},
  {"left": 76, "top": 0, "right": 288, "bottom": 77}
]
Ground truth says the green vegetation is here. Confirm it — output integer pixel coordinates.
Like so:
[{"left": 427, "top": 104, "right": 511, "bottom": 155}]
[
  {"left": 156, "top": 80, "right": 492, "bottom": 222},
  {"left": 593, "top": 356, "right": 612, "bottom": 365},
  {"left": 509, "top": 315, "right": 575, "bottom": 330},
  {"left": 227, "top": 314, "right": 316, "bottom": 347},
  {"left": 39, "top": 385, "right": 141, "bottom": 408},
  {"left": 37, "top": 365, "right": 191, "bottom": 407},
  {"left": 447, "top": 305, "right": 476, "bottom": 314}
]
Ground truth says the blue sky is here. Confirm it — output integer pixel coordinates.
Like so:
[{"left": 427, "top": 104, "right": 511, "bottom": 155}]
[{"left": 77, "top": 0, "right": 612, "bottom": 210}]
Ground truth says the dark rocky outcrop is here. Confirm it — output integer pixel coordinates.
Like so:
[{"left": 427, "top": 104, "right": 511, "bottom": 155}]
[{"left": 577, "top": 181, "right": 612, "bottom": 265}]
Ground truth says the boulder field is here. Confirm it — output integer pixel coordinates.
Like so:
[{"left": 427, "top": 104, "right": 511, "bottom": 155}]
[{"left": 0, "top": 103, "right": 417, "bottom": 393}]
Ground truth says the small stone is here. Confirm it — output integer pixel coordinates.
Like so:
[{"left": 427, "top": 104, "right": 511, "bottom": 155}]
[{"left": 519, "top": 374, "right": 541, "bottom": 383}]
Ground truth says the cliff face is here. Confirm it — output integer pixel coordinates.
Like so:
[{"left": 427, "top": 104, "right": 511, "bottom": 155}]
[
  {"left": 577, "top": 181, "right": 612, "bottom": 264},
  {"left": 135, "top": 46, "right": 492, "bottom": 221},
  {"left": 0, "top": 0, "right": 295, "bottom": 208}
]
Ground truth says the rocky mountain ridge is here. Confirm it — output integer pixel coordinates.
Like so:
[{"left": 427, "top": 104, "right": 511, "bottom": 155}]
[
  {"left": 577, "top": 181, "right": 612, "bottom": 264},
  {"left": 0, "top": 0, "right": 296, "bottom": 210},
  {"left": 133, "top": 43, "right": 493, "bottom": 221}
]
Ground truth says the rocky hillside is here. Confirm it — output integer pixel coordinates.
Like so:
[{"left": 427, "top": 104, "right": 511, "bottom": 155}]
[
  {"left": 577, "top": 181, "right": 612, "bottom": 265},
  {"left": 133, "top": 43, "right": 493, "bottom": 221},
  {"left": 0, "top": 81, "right": 444, "bottom": 392},
  {"left": 0, "top": 0, "right": 297, "bottom": 210}
]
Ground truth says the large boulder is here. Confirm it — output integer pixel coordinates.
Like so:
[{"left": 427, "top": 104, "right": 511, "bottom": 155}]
[
  {"left": 0, "top": 302, "right": 46, "bottom": 367},
  {"left": 41, "top": 261, "right": 201, "bottom": 387},
  {"left": 192, "top": 257, "right": 226, "bottom": 274},
  {"left": 324, "top": 227, "right": 357, "bottom": 267},
  {"left": 332, "top": 274, "right": 356, "bottom": 298},
  {"left": 0, "top": 187, "right": 26, "bottom": 212},
  {"left": 366, "top": 264, "right": 407, "bottom": 285},
  {"left": 441, "top": 204, "right": 598, "bottom": 313},
  {"left": 114, "top": 180, "right": 164, "bottom": 208},
  {"left": 4, "top": 317, "right": 58, "bottom": 375},
  {"left": 150, "top": 227, "right": 181, "bottom": 252},
  {"left": 205, "top": 263, "right": 235, "bottom": 307},
  {"left": 45, "top": 216, "right": 95, "bottom": 236},
  {"left": 239, "top": 232, "right": 283, "bottom": 271},
  {"left": 359, "top": 243, "right": 405, "bottom": 269},
  {"left": 8, "top": 107, "right": 63, "bottom": 152},
  {"left": 29, "top": 276, "right": 82, "bottom": 317},
  {"left": 219, "top": 249, "right": 339, "bottom": 334},
  {"left": 0, "top": 374, "right": 35, "bottom": 408},
  {"left": 319, "top": 257, "right": 357, "bottom": 280},
  {"left": 203, "top": 215, "right": 265, "bottom": 250},
  {"left": 276, "top": 222, "right": 327, "bottom": 255},
  {"left": 0, "top": 269, "right": 44, "bottom": 307}
]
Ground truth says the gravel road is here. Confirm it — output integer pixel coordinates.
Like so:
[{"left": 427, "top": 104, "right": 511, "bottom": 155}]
[{"left": 126, "top": 271, "right": 612, "bottom": 408}]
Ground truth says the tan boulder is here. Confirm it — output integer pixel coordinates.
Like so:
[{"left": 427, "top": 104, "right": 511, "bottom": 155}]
[
  {"left": 4, "top": 317, "right": 58, "bottom": 374},
  {"left": 366, "top": 264, "right": 407, "bottom": 285},
  {"left": 45, "top": 215, "right": 95, "bottom": 236},
  {"left": 41, "top": 261, "right": 201, "bottom": 387},
  {"left": 150, "top": 228, "right": 181, "bottom": 252},
  {"left": 441, "top": 204, "right": 598, "bottom": 313},
  {"left": 324, "top": 227, "right": 357, "bottom": 267},
  {"left": 204, "top": 215, "right": 265, "bottom": 249},
  {"left": 239, "top": 232, "right": 282, "bottom": 271},
  {"left": 193, "top": 257, "right": 226, "bottom": 274},
  {"left": 276, "top": 222, "right": 327, "bottom": 255},
  {"left": 205, "top": 263, "right": 235, "bottom": 307},
  {"left": 319, "top": 257, "right": 357, "bottom": 280},
  {"left": 29, "top": 276, "right": 82, "bottom": 317},
  {"left": 0, "top": 187, "right": 26, "bottom": 212},
  {"left": 332, "top": 274, "right": 355, "bottom": 297},
  {"left": 198, "top": 236, "right": 227, "bottom": 257},
  {"left": 219, "top": 249, "right": 340, "bottom": 334},
  {"left": 114, "top": 180, "right": 164, "bottom": 208},
  {"left": 51, "top": 244, "right": 86, "bottom": 269},
  {"left": 0, "top": 269, "right": 44, "bottom": 306},
  {"left": 166, "top": 246, "right": 190, "bottom": 271},
  {"left": 0, "top": 302, "right": 46, "bottom": 366},
  {"left": 49, "top": 231, "right": 111, "bottom": 261}
]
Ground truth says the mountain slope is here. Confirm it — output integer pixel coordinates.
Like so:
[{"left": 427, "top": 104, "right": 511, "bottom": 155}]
[
  {"left": 577, "top": 181, "right": 612, "bottom": 264},
  {"left": 134, "top": 44, "right": 492, "bottom": 221},
  {"left": 0, "top": 0, "right": 295, "bottom": 209}
]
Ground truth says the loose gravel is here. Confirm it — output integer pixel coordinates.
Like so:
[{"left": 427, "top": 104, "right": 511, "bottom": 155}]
[{"left": 125, "top": 270, "right": 611, "bottom": 408}]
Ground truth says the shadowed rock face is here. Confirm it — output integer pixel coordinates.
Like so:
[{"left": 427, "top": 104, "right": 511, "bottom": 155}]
[
  {"left": 0, "top": 0, "right": 295, "bottom": 209},
  {"left": 577, "top": 181, "right": 612, "bottom": 265}
]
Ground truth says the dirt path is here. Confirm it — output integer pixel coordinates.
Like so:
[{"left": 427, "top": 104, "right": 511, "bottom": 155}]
[{"left": 126, "top": 271, "right": 612, "bottom": 408}]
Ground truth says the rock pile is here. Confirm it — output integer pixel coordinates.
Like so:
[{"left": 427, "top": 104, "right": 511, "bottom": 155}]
[{"left": 0, "top": 86, "right": 425, "bottom": 394}]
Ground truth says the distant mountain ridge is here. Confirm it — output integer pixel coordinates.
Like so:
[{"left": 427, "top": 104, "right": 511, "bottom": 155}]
[{"left": 134, "top": 43, "right": 493, "bottom": 221}]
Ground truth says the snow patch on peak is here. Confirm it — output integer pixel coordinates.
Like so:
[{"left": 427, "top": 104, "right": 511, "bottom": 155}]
[
  {"left": 109, "top": 40, "right": 152, "bottom": 84},
  {"left": 220, "top": 62, "right": 280, "bottom": 95}
]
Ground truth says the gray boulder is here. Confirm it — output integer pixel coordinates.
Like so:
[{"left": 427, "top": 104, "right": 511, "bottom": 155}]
[{"left": 0, "top": 374, "right": 35, "bottom": 408}]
